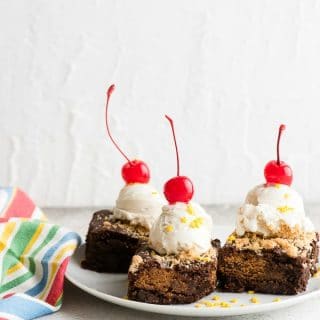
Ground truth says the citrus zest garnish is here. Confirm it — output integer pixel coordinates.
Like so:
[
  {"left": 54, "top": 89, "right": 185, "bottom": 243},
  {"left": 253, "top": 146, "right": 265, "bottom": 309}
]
[
  {"left": 198, "top": 256, "right": 210, "bottom": 262},
  {"left": 277, "top": 206, "right": 294, "bottom": 213},
  {"left": 250, "top": 297, "right": 260, "bottom": 304},
  {"left": 186, "top": 204, "right": 196, "bottom": 215},
  {"left": 227, "top": 235, "right": 236, "bottom": 243},
  {"left": 180, "top": 216, "right": 187, "bottom": 224},
  {"left": 189, "top": 217, "right": 204, "bottom": 229},
  {"left": 312, "top": 268, "right": 320, "bottom": 278},
  {"left": 220, "top": 301, "right": 231, "bottom": 308},
  {"left": 202, "top": 301, "right": 215, "bottom": 307},
  {"left": 164, "top": 225, "right": 174, "bottom": 233}
]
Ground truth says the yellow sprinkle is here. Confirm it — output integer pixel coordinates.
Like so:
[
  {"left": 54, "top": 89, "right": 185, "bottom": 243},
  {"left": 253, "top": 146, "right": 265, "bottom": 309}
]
[
  {"left": 240, "top": 304, "right": 246, "bottom": 307},
  {"left": 277, "top": 206, "right": 294, "bottom": 213},
  {"left": 164, "top": 225, "right": 174, "bottom": 233},
  {"left": 230, "top": 298, "right": 238, "bottom": 303},
  {"left": 195, "top": 303, "right": 202, "bottom": 308},
  {"left": 274, "top": 184, "right": 281, "bottom": 189},
  {"left": 189, "top": 217, "right": 204, "bottom": 229},
  {"left": 212, "top": 295, "right": 220, "bottom": 301},
  {"left": 312, "top": 268, "right": 320, "bottom": 278},
  {"left": 227, "top": 234, "right": 236, "bottom": 243},
  {"left": 180, "top": 216, "right": 187, "bottom": 224},
  {"left": 197, "top": 256, "right": 210, "bottom": 262},
  {"left": 283, "top": 193, "right": 290, "bottom": 199},
  {"left": 199, "top": 300, "right": 215, "bottom": 307},
  {"left": 220, "top": 301, "right": 231, "bottom": 308},
  {"left": 247, "top": 290, "right": 255, "bottom": 294},
  {"left": 250, "top": 297, "right": 260, "bottom": 304},
  {"left": 151, "top": 191, "right": 158, "bottom": 195},
  {"left": 273, "top": 297, "right": 281, "bottom": 302},
  {"left": 186, "top": 204, "right": 196, "bottom": 215},
  {"left": 202, "top": 300, "right": 216, "bottom": 307}
]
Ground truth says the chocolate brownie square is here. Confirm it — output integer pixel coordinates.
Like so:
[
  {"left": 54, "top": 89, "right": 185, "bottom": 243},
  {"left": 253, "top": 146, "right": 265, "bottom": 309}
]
[
  {"left": 127, "top": 240, "right": 220, "bottom": 304},
  {"left": 82, "top": 210, "right": 148, "bottom": 273},
  {"left": 218, "top": 232, "right": 319, "bottom": 295}
]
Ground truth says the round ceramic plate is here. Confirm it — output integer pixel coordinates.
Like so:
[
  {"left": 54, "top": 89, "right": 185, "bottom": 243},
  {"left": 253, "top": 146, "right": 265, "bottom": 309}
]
[{"left": 65, "top": 226, "right": 320, "bottom": 317}]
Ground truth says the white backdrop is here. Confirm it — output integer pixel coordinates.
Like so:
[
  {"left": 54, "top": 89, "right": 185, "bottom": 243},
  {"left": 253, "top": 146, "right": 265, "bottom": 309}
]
[{"left": 1, "top": 0, "right": 320, "bottom": 207}]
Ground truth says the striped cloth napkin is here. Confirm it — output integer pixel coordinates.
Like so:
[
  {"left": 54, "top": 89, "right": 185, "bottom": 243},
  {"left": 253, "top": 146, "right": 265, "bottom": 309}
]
[{"left": 0, "top": 187, "right": 81, "bottom": 319}]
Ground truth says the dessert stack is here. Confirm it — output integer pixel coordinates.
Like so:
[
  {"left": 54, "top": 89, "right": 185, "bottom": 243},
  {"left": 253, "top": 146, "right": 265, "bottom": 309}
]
[
  {"left": 218, "top": 125, "right": 319, "bottom": 294},
  {"left": 82, "top": 85, "right": 165, "bottom": 273},
  {"left": 127, "top": 115, "right": 220, "bottom": 304}
]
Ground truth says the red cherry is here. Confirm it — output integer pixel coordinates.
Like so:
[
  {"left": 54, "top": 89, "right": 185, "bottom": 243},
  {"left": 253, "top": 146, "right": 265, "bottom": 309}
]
[
  {"left": 264, "top": 124, "right": 293, "bottom": 186},
  {"left": 122, "top": 160, "right": 150, "bottom": 184},
  {"left": 105, "top": 85, "right": 150, "bottom": 184},
  {"left": 164, "top": 176, "right": 194, "bottom": 204},
  {"left": 163, "top": 115, "right": 194, "bottom": 204},
  {"left": 264, "top": 160, "right": 293, "bottom": 185}
]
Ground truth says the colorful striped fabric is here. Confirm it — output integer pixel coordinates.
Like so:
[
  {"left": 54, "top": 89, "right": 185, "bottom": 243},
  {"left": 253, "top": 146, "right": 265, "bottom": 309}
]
[{"left": 0, "top": 187, "right": 81, "bottom": 319}]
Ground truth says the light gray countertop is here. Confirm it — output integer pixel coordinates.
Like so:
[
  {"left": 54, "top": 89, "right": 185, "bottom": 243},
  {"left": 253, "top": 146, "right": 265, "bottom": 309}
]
[{"left": 42, "top": 205, "right": 320, "bottom": 320}]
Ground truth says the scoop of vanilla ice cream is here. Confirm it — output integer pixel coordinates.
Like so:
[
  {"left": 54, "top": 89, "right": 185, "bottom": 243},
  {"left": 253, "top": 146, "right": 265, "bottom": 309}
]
[
  {"left": 112, "top": 183, "right": 165, "bottom": 230},
  {"left": 236, "top": 183, "right": 314, "bottom": 237},
  {"left": 149, "top": 202, "right": 213, "bottom": 256}
]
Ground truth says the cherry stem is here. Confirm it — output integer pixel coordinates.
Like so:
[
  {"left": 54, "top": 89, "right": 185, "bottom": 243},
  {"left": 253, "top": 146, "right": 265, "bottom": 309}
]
[
  {"left": 276, "top": 124, "right": 286, "bottom": 165},
  {"left": 165, "top": 115, "right": 180, "bottom": 176},
  {"left": 105, "top": 84, "right": 131, "bottom": 163}
]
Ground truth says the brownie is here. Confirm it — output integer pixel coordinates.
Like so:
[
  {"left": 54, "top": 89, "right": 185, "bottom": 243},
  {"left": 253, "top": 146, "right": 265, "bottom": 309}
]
[
  {"left": 82, "top": 210, "right": 148, "bottom": 273},
  {"left": 218, "top": 232, "right": 319, "bottom": 295},
  {"left": 127, "top": 239, "right": 220, "bottom": 304}
]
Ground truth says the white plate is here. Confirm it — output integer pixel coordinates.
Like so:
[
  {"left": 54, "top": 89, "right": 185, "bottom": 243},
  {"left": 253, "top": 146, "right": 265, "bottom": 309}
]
[{"left": 65, "top": 226, "right": 320, "bottom": 317}]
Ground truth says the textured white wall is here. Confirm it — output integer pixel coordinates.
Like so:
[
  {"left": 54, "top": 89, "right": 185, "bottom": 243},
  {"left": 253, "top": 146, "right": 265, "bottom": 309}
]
[{"left": 1, "top": 0, "right": 320, "bottom": 207}]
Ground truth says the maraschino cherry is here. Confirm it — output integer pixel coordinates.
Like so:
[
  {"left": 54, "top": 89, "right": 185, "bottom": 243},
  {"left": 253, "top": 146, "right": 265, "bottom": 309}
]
[
  {"left": 105, "top": 84, "right": 150, "bottom": 184},
  {"left": 264, "top": 124, "right": 293, "bottom": 186},
  {"left": 164, "top": 115, "right": 194, "bottom": 204}
]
